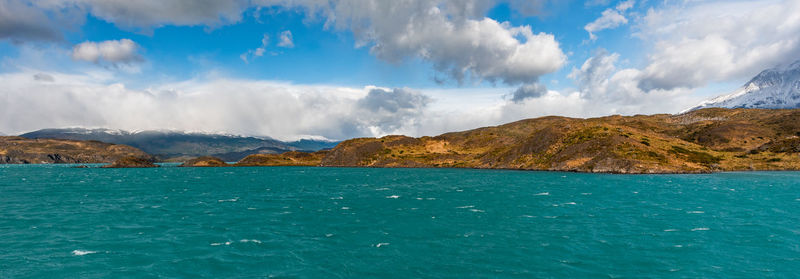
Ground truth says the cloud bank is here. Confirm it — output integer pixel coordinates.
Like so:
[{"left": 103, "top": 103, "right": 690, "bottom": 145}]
[{"left": 0, "top": 68, "right": 702, "bottom": 140}]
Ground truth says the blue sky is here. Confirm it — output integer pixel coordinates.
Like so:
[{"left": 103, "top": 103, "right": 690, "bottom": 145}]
[{"left": 1, "top": 0, "right": 798, "bottom": 140}]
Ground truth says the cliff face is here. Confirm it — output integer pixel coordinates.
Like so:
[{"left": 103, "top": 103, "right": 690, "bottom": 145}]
[
  {"left": 258, "top": 108, "right": 800, "bottom": 173},
  {"left": 0, "top": 136, "right": 151, "bottom": 164}
]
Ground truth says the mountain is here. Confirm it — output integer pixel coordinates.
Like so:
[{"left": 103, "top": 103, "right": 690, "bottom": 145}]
[
  {"left": 19, "top": 128, "right": 339, "bottom": 161},
  {"left": 686, "top": 60, "right": 800, "bottom": 111},
  {"left": 237, "top": 108, "right": 800, "bottom": 174},
  {"left": 0, "top": 136, "right": 150, "bottom": 164}
]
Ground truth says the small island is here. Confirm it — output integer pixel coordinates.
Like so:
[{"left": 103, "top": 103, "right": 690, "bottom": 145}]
[
  {"left": 102, "top": 156, "right": 159, "bottom": 168},
  {"left": 179, "top": 156, "right": 228, "bottom": 167}
]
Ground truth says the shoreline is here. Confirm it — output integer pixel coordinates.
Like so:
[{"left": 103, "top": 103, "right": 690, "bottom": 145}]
[{"left": 6, "top": 162, "right": 800, "bottom": 175}]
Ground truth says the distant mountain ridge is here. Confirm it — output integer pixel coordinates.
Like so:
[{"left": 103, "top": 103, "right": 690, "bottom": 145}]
[
  {"left": 686, "top": 60, "right": 800, "bottom": 112},
  {"left": 19, "top": 128, "right": 339, "bottom": 161}
]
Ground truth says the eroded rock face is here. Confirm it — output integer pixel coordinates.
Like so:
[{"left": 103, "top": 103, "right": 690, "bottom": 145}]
[
  {"left": 179, "top": 156, "right": 228, "bottom": 167},
  {"left": 102, "top": 156, "right": 159, "bottom": 168}
]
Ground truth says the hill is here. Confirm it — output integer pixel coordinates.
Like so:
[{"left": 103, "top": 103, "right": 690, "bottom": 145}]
[
  {"left": 241, "top": 108, "right": 800, "bottom": 173},
  {"left": 19, "top": 128, "right": 339, "bottom": 161},
  {"left": 0, "top": 136, "right": 150, "bottom": 164}
]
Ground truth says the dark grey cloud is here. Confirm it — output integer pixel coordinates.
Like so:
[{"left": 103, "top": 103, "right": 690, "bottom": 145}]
[
  {"left": 0, "top": 0, "right": 62, "bottom": 42},
  {"left": 32, "top": 73, "right": 54, "bottom": 82},
  {"left": 510, "top": 83, "right": 548, "bottom": 103}
]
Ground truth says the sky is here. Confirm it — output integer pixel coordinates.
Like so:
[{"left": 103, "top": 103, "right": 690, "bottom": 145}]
[{"left": 1, "top": 0, "right": 799, "bottom": 140}]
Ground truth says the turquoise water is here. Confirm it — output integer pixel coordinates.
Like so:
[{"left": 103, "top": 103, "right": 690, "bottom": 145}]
[{"left": 1, "top": 165, "right": 799, "bottom": 278}]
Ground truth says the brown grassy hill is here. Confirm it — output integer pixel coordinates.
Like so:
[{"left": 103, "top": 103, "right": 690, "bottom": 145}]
[
  {"left": 235, "top": 151, "right": 328, "bottom": 167},
  {"left": 248, "top": 108, "right": 800, "bottom": 173},
  {"left": 179, "top": 156, "right": 228, "bottom": 167},
  {"left": 0, "top": 136, "right": 151, "bottom": 164}
]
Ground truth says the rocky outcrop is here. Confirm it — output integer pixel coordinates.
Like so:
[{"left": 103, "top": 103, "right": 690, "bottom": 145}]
[
  {"left": 0, "top": 136, "right": 150, "bottom": 164},
  {"left": 179, "top": 156, "right": 228, "bottom": 167},
  {"left": 102, "top": 156, "right": 159, "bottom": 168}
]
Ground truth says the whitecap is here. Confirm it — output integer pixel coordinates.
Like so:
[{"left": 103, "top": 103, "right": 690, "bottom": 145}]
[
  {"left": 691, "top": 228, "right": 710, "bottom": 231},
  {"left": 325, "top": 234, "right": 334, "bottom": 237},
  {"left": 563, "top": 202, "right": 577, "bottom": 205},
  {"left": 386, "top": 195, "right": 400, "bottom": 199},
  {"left": 469, "top": 209, "right": 485, "bottom": 213},
  {"left": 687, "top": 211, "right": 705, "bottom": 214},
  {"left": 71, "top": 250, "right": 97, "bottom": 256},
  {"left": 456, "top": 205, "right": 475, "bottom": 209},
  {"left": 240, "top": 239, "right": 262, "bottom": 244},
  {"left": 218, "top": 197, "right": 239, "bottom": 203},
  {"left": 375, "top": 242, "right": 390, "bottom": 247},
  {"left": 581, "top": 193, "right": 592, "bottom": 195},
  {"left": 534, "top": 192, "right": 549, "bottom": 196},
  {"left": 330, "top": 196, "right": 344, "bottom": 200},
  {"left": 375, "top": 188, "right": 390, "bottom": 191},
  {"left": 341, "top": 207, "right": 350, "bottom": 210},
  {"left": 211, "top": 241, "right": 232, "bottom": 246},
  {"left": 663, "top": 229, "right": 678, "bottom": 232}
]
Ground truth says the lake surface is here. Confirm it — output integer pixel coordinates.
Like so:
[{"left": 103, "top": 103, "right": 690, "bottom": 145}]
[{"left": 1, "top": 165, "right": 799, "bottom": 278}]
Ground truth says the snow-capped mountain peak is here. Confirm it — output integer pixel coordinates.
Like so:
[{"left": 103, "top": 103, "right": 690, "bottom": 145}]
[{"left": 684, "top": 60, "right": 800, "bottom": 112}]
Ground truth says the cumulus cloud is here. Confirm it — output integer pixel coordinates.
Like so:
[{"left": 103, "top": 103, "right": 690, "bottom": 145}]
[
  {"left": 277, "top": 30, "right": 294, "bottom": 48},
  {"left": 71, "top": 39, "right": 142, "bottom": 65},
  {"left": 5, "top": 0, "right": 566, "bottom": 93},
  {"left": 260, "top": 0, "right": 566, "bottom": 86},
  {"left": 636, "top": 0, "right": 800, "bottom": 90},
  {"left": 569, "top": 49, "right": 619, "bottom": 99},
  {"left": 584, "top": 0, "right": 634, "bottom": 40},
  {"left": 240, "top": 34, "right": 270, "bottom": 63}
]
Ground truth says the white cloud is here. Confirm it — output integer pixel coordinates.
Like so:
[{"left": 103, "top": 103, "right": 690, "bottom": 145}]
[
  {"left": 0, "top": 67, "right": 705, "bottom": 140},
  {"left": 259, "top": 0, "right": 566, "bottom": 86},
  {"left": 569, "top": 49, "right": 619, "bottom": 99},
  {"left": 71, "top": 39, "right": 142, "bottom": 65},
  {"left": 636, "top": 0, "right": 800, "bottom": 90},
  {"left": 6, "top": 0, "right": 566, "bottom": 93},
  {"left": 584, "top": 1, "right": 635, "bottom": 40},
  {"left": 615, "top": 0, "right": 634, "bottom": 12},
  {"left": 277, "top": 30, "right": 294, "bottom": 48},
  {"left": 240, "top": 34, "right": 270, "bottom": 63}
]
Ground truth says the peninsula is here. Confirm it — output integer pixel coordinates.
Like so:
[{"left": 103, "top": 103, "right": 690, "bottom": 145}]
[{"left": 237, "top": 108, "right": 800, "bottom": 173}]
